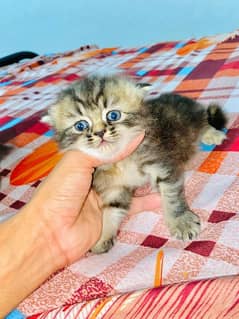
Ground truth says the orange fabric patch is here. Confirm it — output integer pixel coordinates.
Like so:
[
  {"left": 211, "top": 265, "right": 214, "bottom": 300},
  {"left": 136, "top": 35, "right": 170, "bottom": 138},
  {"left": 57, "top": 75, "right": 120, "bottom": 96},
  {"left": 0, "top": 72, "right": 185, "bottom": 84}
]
[
  {"left": 206, "top": 52, "right": 232, "bottom": 61},
  {"left": 100, "top": 48, "right": 117, "bottom": 54},
  {"left": 80, "top": 49, "right": 102, "bottom": 59},
  {"left": 217, "top": 42, "right": 239, "bottom": 50},
  {"left": 139, "top": 53, "right": 150, "bottom": 59},
  {"left": 34, "top": 80, "right": 48, "bottom": 87},
  {"left": 216, "top": 69, "right": 239, "bottom": 77},
  {"left": 147, "top": 77, "right": 158, "bottom": 83},
  {"left": 120, "top": 62, "right": 135, "bottom": 68},
  {"left": 10, "top": 140, "right": 62, "bottom": 185},
  {"left": 0, "top": 97, "right": 7, "bottom": 104},
  {"left": 164, "top": 75, "right": 175, "bottom": 83},
  {"left": 9, "top": 132, "right": 39, "bottom": 147},
  {"left": 198, "top": 151, "right": 227, "bottom": 174},
  {"left": 176, "top": 79, "right": 210, "bottom": 95},
  {"left": 6, "top": 87, "right": 25, "bottom": 96},
  {"left": 177, "top": 39, "right": 212, "bottom": 56}
]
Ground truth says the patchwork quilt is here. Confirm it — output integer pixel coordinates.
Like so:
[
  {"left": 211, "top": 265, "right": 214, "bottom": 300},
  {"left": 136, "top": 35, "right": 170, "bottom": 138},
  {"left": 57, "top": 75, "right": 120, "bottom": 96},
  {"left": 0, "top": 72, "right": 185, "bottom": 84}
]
[{"left": 1, "top": 33, "right": 239, "bottom": 318}]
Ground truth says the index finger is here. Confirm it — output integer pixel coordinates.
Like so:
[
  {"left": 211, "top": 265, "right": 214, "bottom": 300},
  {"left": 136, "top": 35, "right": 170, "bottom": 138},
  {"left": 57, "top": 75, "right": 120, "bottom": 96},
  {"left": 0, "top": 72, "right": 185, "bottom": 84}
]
[
  {"left": 104, "top": 132, "right": 145, "bottom": 164},
  {"left": 76, "top": 131, "right": 145, "bottom": 167}
]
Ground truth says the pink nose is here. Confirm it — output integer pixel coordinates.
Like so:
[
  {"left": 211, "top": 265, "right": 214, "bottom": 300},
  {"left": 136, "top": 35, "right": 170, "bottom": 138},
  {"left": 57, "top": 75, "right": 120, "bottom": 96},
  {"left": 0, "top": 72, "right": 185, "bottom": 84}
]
[{"left": 94, "top": 130, "right": 105, "bottom": 138}]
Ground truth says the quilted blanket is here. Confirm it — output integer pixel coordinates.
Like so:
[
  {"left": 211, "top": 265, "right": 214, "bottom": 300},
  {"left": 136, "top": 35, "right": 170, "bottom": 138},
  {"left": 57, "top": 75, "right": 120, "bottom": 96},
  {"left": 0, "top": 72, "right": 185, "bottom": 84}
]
[{"left": 1, "top": 32, "right": 239, "bottom": 318}]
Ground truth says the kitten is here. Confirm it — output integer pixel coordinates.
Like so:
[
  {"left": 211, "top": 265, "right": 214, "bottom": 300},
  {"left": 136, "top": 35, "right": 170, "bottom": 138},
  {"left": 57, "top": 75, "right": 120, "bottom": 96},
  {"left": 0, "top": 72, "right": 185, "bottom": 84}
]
[{"left": 43, "top": 75, "right": 227, "bottom": 253}]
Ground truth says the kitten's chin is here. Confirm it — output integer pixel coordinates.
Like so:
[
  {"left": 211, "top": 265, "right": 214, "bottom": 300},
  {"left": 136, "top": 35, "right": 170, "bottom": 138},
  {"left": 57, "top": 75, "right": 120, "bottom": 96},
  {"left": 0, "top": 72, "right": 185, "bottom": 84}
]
[
  {"left": 69, "top": 142, "right": 120, "bottom": 161},
  {"left": 67, "top": 129, "right": 142, "bottom": 161},
  {"left": 69, "top": 138, "right": 131, "bottom": 161}
]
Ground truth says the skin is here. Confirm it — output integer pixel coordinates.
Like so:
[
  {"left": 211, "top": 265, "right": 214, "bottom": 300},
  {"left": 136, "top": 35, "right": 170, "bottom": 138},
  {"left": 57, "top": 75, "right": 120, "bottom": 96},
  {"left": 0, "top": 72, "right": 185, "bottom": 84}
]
[{"left": 0, "top": 133, "right": 161, "bottom": 317}]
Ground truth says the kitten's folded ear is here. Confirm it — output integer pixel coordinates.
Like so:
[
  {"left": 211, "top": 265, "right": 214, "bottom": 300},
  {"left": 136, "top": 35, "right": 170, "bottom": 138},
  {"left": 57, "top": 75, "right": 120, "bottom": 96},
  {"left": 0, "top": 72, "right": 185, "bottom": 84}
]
[
  {"left": 41, "top": 112, "right": 53, "bottom": 125},
  {"left": 41, "top": 100, "right": 59, "bottom": 126},
  {"left": 136, "top": 82, "right": 152, "bottom": 91},
  {"left": 41, "top": 104, "right": 55, "bottom": 126}
]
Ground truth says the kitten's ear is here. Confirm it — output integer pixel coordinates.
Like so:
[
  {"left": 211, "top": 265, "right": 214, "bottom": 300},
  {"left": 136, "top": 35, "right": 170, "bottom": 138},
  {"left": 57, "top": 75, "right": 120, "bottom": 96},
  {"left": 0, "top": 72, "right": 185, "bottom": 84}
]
[
  {"left": 41, "top": 112, "right": 53, "bottom": 125},
  {"left": 41, "top": 101, "right": 59, "bottom": 126},
  {"left": 136, "top": 82, "right": 152, "bottom": 91}
]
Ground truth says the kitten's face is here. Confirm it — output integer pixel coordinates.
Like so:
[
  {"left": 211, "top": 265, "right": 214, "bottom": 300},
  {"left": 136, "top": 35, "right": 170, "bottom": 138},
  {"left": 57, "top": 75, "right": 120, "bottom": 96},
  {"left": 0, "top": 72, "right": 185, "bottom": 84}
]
[{"left": 44, "top": 76, "right": 145, "bottom": 160}]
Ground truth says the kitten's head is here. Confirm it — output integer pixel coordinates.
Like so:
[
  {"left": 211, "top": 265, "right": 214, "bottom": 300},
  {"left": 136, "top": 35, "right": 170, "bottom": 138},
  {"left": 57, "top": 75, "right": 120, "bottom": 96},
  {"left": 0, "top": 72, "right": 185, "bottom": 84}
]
[{"left": 43, "top": 75, "right": 148, "bottom": 160}]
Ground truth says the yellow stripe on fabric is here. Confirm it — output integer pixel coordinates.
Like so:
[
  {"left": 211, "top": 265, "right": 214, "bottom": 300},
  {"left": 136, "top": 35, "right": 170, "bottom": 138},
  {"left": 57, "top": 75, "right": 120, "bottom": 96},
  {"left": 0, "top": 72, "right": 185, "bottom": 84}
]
[
  {"left": 89, "top": 297, "right": 112, "bottom": 319},
  {"left": 154, "top": 250, "right": 164, "bottom": 287}
]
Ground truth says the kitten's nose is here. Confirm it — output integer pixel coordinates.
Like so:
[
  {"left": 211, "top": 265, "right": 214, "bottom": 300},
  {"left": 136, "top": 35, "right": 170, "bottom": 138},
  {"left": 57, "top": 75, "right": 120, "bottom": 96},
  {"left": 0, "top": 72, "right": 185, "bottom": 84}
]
[{"left": 94, "top": 130, "right": 105, "bottom": 138}]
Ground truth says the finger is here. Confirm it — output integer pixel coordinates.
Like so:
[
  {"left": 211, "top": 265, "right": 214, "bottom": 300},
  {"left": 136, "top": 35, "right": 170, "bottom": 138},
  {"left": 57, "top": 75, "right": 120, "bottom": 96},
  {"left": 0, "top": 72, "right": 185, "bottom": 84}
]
[
  {"left": 71, "top": 131, "right": 145, "bottom": 167},
  {"left": 30, "top": 132, "right": 144, "bottom": 216},
  {"left": 105, "top": 132, "right": 145, "bottom": 164},
  {"left": 72, "top": 191, "right": 103, "bottom": 245},
  {"left": 128, "top": 193, "right": 161, "bottom": 215},
  {"left": 31, "top": 152, "right": 95, "bottom": 214},
  {"left": 78, "top": 190, "right": 102, "bottom": 221}
]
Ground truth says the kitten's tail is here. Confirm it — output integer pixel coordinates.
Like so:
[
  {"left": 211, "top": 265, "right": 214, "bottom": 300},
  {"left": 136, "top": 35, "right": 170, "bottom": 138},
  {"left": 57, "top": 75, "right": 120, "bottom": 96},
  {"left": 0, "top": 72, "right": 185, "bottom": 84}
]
[{"left": 207, "top": 104, "right": 227, "bottom": 130}]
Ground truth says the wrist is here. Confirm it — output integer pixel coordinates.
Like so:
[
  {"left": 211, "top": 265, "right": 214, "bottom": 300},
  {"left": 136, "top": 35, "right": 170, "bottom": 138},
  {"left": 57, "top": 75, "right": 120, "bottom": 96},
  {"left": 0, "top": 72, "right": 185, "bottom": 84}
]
[
  {"left": 22, "top": 202, "right": 67, "bottom": 270},
  {"left": 0, "top": 206, "right": 62, "bottom": 316},
  {"left": 25, "top": 199, "right": 95, "bottom": 269}
]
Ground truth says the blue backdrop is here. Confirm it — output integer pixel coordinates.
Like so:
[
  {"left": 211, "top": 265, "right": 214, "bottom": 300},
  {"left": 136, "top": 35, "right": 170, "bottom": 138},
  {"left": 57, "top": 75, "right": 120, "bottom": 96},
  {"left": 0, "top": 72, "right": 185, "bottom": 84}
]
[{"left": 1, "top": 0, "right": 238, "bottom": 56}]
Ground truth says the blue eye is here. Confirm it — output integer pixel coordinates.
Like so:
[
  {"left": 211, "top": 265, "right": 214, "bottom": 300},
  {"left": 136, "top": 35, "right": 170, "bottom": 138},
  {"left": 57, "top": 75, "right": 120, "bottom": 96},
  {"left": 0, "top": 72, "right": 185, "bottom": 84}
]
[
  {"left": 74, "top": 120, "right": 89, "bottom": 132},
  {"left": 107, "top": 110, "right": 121, "bottom": 122}
]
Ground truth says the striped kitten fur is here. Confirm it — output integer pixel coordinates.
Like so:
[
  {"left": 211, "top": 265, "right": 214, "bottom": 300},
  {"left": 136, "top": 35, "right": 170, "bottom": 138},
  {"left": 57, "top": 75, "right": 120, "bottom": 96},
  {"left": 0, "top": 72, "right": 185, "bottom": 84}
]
[{"left": 43, "top": 75, "right": 227, "bottom": 253}]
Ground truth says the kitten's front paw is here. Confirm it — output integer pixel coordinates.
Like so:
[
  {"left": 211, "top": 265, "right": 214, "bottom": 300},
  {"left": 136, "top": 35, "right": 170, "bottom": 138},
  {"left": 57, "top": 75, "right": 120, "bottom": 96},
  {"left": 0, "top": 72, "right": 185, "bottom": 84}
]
[
  {"left": 202, "top": 129, "right": 226, "bottom": 145},
  {"left": 168, "top": 210, "right": 201, "bottom": 241},
  {"left": 91, "top": 236, "right": 115, "bottom": 254}
]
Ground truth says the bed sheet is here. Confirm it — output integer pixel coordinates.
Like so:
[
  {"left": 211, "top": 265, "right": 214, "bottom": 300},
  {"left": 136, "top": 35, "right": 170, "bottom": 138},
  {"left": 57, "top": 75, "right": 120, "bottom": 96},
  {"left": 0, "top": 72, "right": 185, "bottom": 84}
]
[{"left": 1, "top": 32, "right": 239, "bottom": 318}]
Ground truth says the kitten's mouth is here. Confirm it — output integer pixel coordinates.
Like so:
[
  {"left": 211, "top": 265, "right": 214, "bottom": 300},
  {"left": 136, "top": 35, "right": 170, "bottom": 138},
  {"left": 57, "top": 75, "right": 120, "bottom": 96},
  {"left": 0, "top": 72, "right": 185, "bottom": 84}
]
[
  {"left": 99, "top": 139, "right": 107, "bottom": 146},
  {"left": 98, "top": 138, "right": 111, "bottom": 147}
]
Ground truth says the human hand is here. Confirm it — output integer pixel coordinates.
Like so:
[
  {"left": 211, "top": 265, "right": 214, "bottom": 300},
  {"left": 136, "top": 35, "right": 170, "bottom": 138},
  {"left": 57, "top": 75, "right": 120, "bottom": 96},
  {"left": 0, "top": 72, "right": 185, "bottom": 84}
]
[
  {"left": 0, "top": 132, "right": 163, "bottom": 316},
  {"left": 26, "top": 133, "right": 161, "bottom": 270}
]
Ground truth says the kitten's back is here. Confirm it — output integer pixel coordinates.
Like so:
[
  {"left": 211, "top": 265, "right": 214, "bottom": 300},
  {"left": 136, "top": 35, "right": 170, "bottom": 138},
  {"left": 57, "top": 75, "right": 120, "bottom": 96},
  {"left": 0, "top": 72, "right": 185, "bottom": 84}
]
[{"left": 141, "top": 93, "right": 225, "bottom": 165}]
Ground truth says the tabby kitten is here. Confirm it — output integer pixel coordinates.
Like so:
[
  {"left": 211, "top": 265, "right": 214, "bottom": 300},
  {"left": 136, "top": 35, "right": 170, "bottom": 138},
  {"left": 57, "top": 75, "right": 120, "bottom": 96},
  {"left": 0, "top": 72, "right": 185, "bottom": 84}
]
[{"left": 43, "top": 75, "right": 227, "bottom": 253}]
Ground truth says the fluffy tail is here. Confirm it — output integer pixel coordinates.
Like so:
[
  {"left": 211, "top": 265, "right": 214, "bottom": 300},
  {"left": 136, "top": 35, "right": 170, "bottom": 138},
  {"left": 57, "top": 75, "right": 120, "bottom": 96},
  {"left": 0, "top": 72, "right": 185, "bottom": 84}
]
[{"left": 207, "top": 104, "right": 227, "bottom": 130}]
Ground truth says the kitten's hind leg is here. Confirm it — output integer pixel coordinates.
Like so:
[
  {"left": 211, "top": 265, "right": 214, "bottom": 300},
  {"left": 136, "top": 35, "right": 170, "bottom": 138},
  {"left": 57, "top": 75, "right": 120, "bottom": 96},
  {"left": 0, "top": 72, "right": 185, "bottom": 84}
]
[
  {"left": 158, "top": 174, "right": 201, "bottom": 241},
  {"left": 201, "top": 125, "right": 226, "bottom": 145},
  {"left": 91, "top": 187, "right": 132, "bottom": 254}
]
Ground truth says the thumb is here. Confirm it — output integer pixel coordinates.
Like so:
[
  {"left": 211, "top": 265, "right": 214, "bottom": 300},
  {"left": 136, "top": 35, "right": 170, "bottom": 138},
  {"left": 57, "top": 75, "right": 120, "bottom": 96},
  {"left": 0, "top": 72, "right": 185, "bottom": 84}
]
[
  {"left": 31, "top": 151, "right": 94, "bottom": 215},
  {"left": 30, "top": 132, "right": 145, "bottom": 215},
  {"left": 86, "top": 131, "right": 145, "bottom": 167}
]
